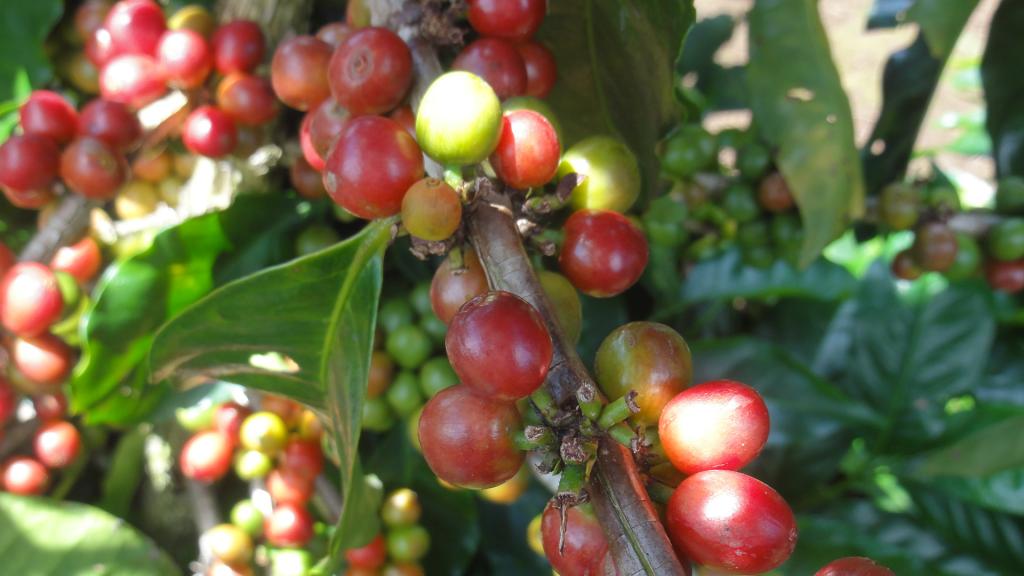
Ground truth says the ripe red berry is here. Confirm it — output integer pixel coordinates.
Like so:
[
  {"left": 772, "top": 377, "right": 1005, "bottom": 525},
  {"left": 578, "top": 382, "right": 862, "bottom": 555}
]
[
  {"left": 211, "top": 20, "right": 265, "bottom": 75},
  {"left": 985, "top": 259, "right": 1024, "bottom": 293},
  {"left": 757, "top": 172, "right": 794, "bottom": 213},
  {"left": 559, "top": 209, "right": 649, "bottom": 297},
  {"left": 212, "top": 401, "right": 251, "bottom": 443},
  {"left": 0, "top": 242, "right": 12, "bottom": 279},
  {"left": 418, "top": 385, "right": 524, "bottom": 488},
  {"left": 11, "top": 335, "right": 74, "bottom": 387},
  {"left": 453, "top": 38, "right": 527, "bottom": 100},
  {"left": 316, "top": 22, "right": 353, "bottom": 48},
  {"left": 429, "top": 248, "right": 489, "bottom": 324},
  {"left": 100, "top": 54, "right": 166, "bottom": 108},
  {"left": 1, "top": 263, "right": 64, "bottom": 337},
  {"left": 346, "top": 534, "right": 387, "bottom": 570},
  {"left": 216, "top": 73, "right": 277, "bottom": 126},
  {"left": 103, "top": 0, "right": 166, "bottom": 56},
  {"left": 182, "top": 105, "right": 238, "bottom": 158},
  {"left": 328, "top": 27, "right": 413, "bottom": 116},
  {"left": 180, "top": 430, "right": 233, "bottom": 483},
  {"left": 891, "top": 249, "right": 922, "bottom": 281},
  {"left": 401, "top": 178, "right": 462, "bottom": 242},
  {"left": 32, "top": 392, "right": 68, "bottom": 422},
  {"left": 291, "top": 156, "right": 327, "bottom": 199},
  {"left": 157, "top": 29, "right": 212, "bottom": 89},
  {"left": 390, "top": 106, "right": 415, "bottom": 137},
  {"left": 515, "top": 41, "right": 557, "bottom": 98},
  {"left": 51, "top": 236, "right": 103, "bottom": 285},
  {"left": 79, "top": 99, "right": 142, "bottom": 151},
  {"left": 540, "top": 503, "right": 611, "bottom": 576},
  {"left": 0, "top": 134, "right": 60, "bottom": 193},
  {"left": 75, "top": 0, "right": 112, "bottom": 42},
  {"left": 264, "top": 503, "right": 314, "bottom": 547},
  {"left": 33, "top": 421, "right": 81, "bottom": 469},
  {"left": 666, "top": 470, "right": 797, "bottom": 575},
  {"left": 815, "top": 556, "right": 896, "bottom": 576},
  {"left": 60, "top": 137, "right": 128, "bottom": 199},
  {"left": 1, "top": 456, "right": 50, "bottom": 495},
  {"left": 20, "top": 91, "right": 79, "bottom": 145},
  {"left": 490, "top": 109, "right": 560, "bottom": 189},
  {"left": 86, "top": 28, "right": 118, "bottom": 67},
  {"left": 2, "top": 185, "right": 55, "bottom": 210},
  {"left": 323, "top": 115, "right": 423, "bottom": 219},
  {"left": 0, "top": 378, "right": 17, "bottom": 426},
  {"left": 279, "top": 438, "right": 324, "bottom": 480},
  {"left": 266, "top": 468, "right": 315, "bottom": 506},
  {"left": 467, "top": 0, "right": 547, "bottom": 41},
  {"left": 307, "top": 99, "right": 350, "bottom": 161},
  {"left": 659, "top": 380, "right": 770, "bottom": 475},
  {"left": 272, "top": 35, "right": 333, "bottom": 111},
  {"left": 446, "top": 291, "right": 552, "bottom": 400}
]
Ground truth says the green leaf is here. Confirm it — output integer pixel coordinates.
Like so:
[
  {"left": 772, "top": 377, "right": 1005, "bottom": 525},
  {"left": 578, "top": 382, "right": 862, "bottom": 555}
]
[
  {"left": 982, "top": 0, "right": 1024, "bottom": 176},
  {"left": 538, "top": 0, "right": 696, "bottom": 199},
  {"left": 908, "top": 0, "right": 980, "bottom": 58},
  {"left": 100, "top": 429, "right": 148, "bottom": 518},
  {"left": 678, "top": 15, "right": 734, "bottom": 75},
  {"left": 917, "top": 415, "right": 1024, "bottom": 477},
  {"left": 0, "top": 493, "right": 179, "bottom": 575},
  {"left": 747, "top": 0, "right": 865, "bottom": 265},
  {"left": 0, "top": 1, "right": 61, "bottom": 100},
  {"left": 921, "top": 469, "right": 1024, "bottom": 516}
]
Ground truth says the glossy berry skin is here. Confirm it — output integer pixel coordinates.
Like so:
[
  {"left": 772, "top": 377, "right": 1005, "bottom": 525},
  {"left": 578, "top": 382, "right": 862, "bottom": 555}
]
[
  {"left": 541, "top": 503, "right": 610, "bottom": 576},
  {"left": 328, "top": 27, "right": 412, "bottom": 116},
  {"left": 558, "top": 136, "right": 641, "bottom": 213},
  {"left": 156, "top": 29, "right": 212, "bottom": 89},
  {"left": 33, "top": 421, "right": 81, "bottom": 469},
  {"left": 307, "top": 99, "right": 351, "bottom": 164},
  {"left": 239, "top": 411, "right": 289, "bottom": 455},
  {"left": 3, "top": 185, "right": 54, "bottom": 210},
  {"left": 987, "top": 217, "right": 1024, "bottom": 261},
  {"left": 20, "top": 91, "right": 79, "bottom": 145},
  {"left": 387, "top": 525, "right": 430, "bottom": 562},
  {"left": 0, "top": 134, "right": 60, "bottom": 192},
  {"left": 182, "top": 106, "right": 238, "bottom": 158},
  {"left": 79, "top": 99, "right": 142, "bottom": 151},
  {"left": 985, "top": 260, "right": 1024, "bottom": 293},
  {"left": 211, "top": 20, "right": 265, "bottom": 74},
  {"left": 271, "top": 35, "right": 333, "bottom": 111},
  {"left": 265, "top": 503, "right": 314, "bottom": 547},
  {"left": 60, "top": 137, "right": 127, "bottom": 199},
  {"left": 180, "top": 430, "right": 233, "bottom": 483},
  {"left": 216, "top": 73, "right": 277, "bottom": 126},
  {"left": 205, "top": 524, "right": 253, "bottom": 566},
  {"left": 51, "top": 237, "right": 103, "bottom": 285},
  {"left": 515, "top": 41, "right": 557, "bottom": 98},
  {"left": 316, "top": 22, "right": 353, "bottom": 48},
  {"left": 401, "top": 178, "right": 462, "bottom": 241},
  {"left": 595, "top": 322, "right": 692, "bottom": 426},
  {"left": 99, "top": 54, "right": 166, "bottom": 108},
  {"left": 879, "top": 183, "right": 919, "bottom": 231},
  {"left": 299, "top": 112, "right": 326, "bottom": 171},
  {"left": 815, "top": 557, "right": 896, "bottom": 576},
  {"left": 490, "top": 109, "right": 560, "bottom": 189},
  {"left": 453, "top": 38, "right": 527, "bottom": 100},
  {"left": 1, "top": 263, "right": 64, "bottom": 337},
  {"left": 33, "top": 392, "right": 68, "bottom": 422},
  {"left": 559, "top": 209, "right": 649, "bottom": 297},
  {"left": 467, "top": 0, "right": 547, "bottom": 41},
  {"left": 213, "top": 402, "right": 251, "bottom": 443},
  {"left": 891, "top": 249, "right": 923, "bottom": 281},
  {"left": 758, "top": 172, "right": 795, "bottom": 213},
  {"left": 11, "top": 335, "right": 73, "bottom": 387},
  {"left": 912, "top": 221, "right": 958, "bottom": 272},
  {"left": 418, "top": 385, "right": 524, "bottom": 488},
  {"left": 103, "top": 0, "right": 166, "bottom": 56},
  {"left": 430, "top": 248, "right": 490, "bottom": 324},
  {"left": 660, "top": 380, "right": 769, "bottom": 475},
  {"left": 279, "top": 438, "right": 324, "bottom": 480},
  {"left": 1, "top": 457, "right": 50, "bottom": 495},
  {"left": 346, "top": 535, "right": 387, "bottom": 570},
  {"left": 381, "top": 488, "right": 422, "bottom": 527},
  {"left": 667, "top": 470, "right": 797, "bottom": 575},
  {"left": 0, "top": 379, "right": 16, "bottom": 425},
  {"left": 416, "top": 71, "right": 503, "bottom": 166},
  {"left": 446, "top": 291, "right": 552, "bottom": 400},
  {"left": 323, "top": 115, "right": 424, "bottom": 219},
  {"left": 266, "top": 468, "right": 315, "bottom": 505},
  {"left": 75, "top": 0, "right": 111, "bottom": 41}
]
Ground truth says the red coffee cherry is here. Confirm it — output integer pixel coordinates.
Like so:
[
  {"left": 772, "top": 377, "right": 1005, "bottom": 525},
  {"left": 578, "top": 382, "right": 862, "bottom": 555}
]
[
  {"left": 1, "top": 263, "right": 64, "bottom": 337},
  {"left": 60, "top": 136, "right": 127, "bottom": 199},
  {"left": 1, "top": 456, "right": 50, "bottom": 495},
  {"left": 212, "top": 401, "right": 251, "bottom": 443},
  {"left": 328, "top": 27, "right": 412, "bottom": 116},
  {"left": 266, "top": 468, "right": 315, "bottom": 506},
  {"left": 559, "top": 209, "right": 649, "bottom": 297},
  {"left": 659, "top": 380, "right": 770, "bottom": 475},
  {"left": 51, "top": 236, "right": 103, "bottom": 285},
  {"left": 100, "top": 54, "right": 166, "bottom": 108},
  {"left": 453, "top": 38, "right": 527, "bottom": 100},
  {"left": 490, "top": 109, "right": 560, "bottom": 189},
  {"left": 429, "top": 248, "right": 489, "bottom": 324},
  {"left": 103, "top": 0, "right": 166, "bottom": 56},
  {"left": 79, "top": 99, "right": 142, "bottom": 151},
  {"left": 0, "top": 242, "right": 12, "bottom": 278},
  {"left": 86, "top": 27, "right": 118, "bottom": 67},
  {"left": 180, "top": 430, "right": 233, "bottom": 483},
  {"left": 0, "top": 134, "right": 60, "bottom": 193},
  {"left": 33, "top": 421, "right": 81, "bottom": 469},
  {"left": 815, "top": 556, "right": 896, "bottom": 576},
  {"left": 32, "top": 392, "right": 68, "bottom": 422},
  {"left": 182, "top": 105, "right": 238, "bottom": 158},
  {"left": 307, "top": 98, "right": 350, "bottom": 161},
  {"left": 0, "top": 378, "right": 17, "bottom": 426},
  {"left": 400, "top": 178, "right": 462, "bottom": 242},
  {"left": 913, "top": 221, "right": 958, "bottom": 272},
  {"left": 446, "top": 291, "right": 552, "bottom": 400},
  {"left": 157, "top": 29, "right": 212, "bottom": 89},
  {"left": 418, "top": 385, "right": 524, "bottom": 488},
  {"left": 271, "top": 35, "right": 333, "bottom": 111},
  {"left": 3, "top": 185, "right": 55, "bottom": 210},
  {"left": 11, "top": 335, "right": 74, "bottom": 387},
  {"left": 291, "top": 156, "right": 326, "bottom": 199},
  {"left": 390, "top": 106, "right": 415, "bottom": 137},
  {"left": 467, "top": 0, "right": 547, "bottom": 41},
  {"left": 75, "top": 0, "right": 112, "bottom": 41},
  {"left": 757, "top": 172, "right": 795, "bottom": 213},
  {"left": 346, "top": 534, "right": 387, "bottom": 570},
  {"left": 666, "top": 470, "right": 797, "bottom": 575},
  {"left": 985, "top": 259, "right": 1024, "bottom": 293},
  {"left": 131, "top": 146, "right": 173, "bottom": 181},
  {"left": 515, "top": 41, "right": 557, "bottom": 98},
  {"left": 323, "top": 115, "right": 423, "bottom": 219},
  {"left": 211, "top": 20, "right": 265, "bottom": 75},
  {"left": 891, "top": 249, "right": 922, "bottom": 281},
  {"left": 316, "top": 22, "right": 353, "bottom": 48},
  {"left": 264, "top": 503, "right": 314, "bottom": 547},
  {"left": 216, "top": 73, "right": 277, "bottom": 126},
  {"left": 540, "top": 503, "right": 611, "bottom": 576},
  {"left": 279, "top": 438, "right": 324, "bottom": 480},
  {"left": 20, "top": 91, "right": 79, "bottom": 145}
]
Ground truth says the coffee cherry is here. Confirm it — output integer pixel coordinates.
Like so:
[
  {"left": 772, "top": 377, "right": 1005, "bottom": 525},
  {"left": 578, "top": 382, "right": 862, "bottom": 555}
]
[
  {"left": 387, "top": 525, "right": 430, "bottom": 563},
  {"left": 985, "top": 259, "right": 1024, "bottom": 293},
  {"left": 379, "top": 296, "right": 414, "bottom": 334},
  {"left": 381, "top": 564, "right": 424, "bottom": 576},
  {"left": 176, "top": 401, "right": 216, "bottom": 432},
  {"left": 3, "top": 185, "right": 55, "bottom": 210},
  {"left": 560, "top": 209, "right": 649, "bottom": 297},
  {"left": 515, "top": 41, "right": 557, "bottom": 98},
  {"left": 261, "top": 395, "right": 303, "bottom": 427},
  {"left": 987, "top": 217, "right": 1024, "bottom": 261},
  {"left": 239, "top": 411, "right": 288, "bottom": 456},
  {"left": 661, "top": 125, "right": 717, "bottom": 179},
  {"left": 265, "top": 503, "right": 314, "bottom": 547},
  {"left": 401, "top": 178, "right": 462, "bottom": 241},
  {"left": 291, "top": 156, "right": 327, "bottom": 199},
  {"left": 104, "top": 0, "right": 166, "bottom": 56},
  {"left": 815, "top": 556, "right": 895, "bottom": 576},
  {"left": 447, "top": 291, "right": 552, "bottom": 400},
  {"left": 502, "top": 96, "right": 563, "bottom": 141},
  {"left": 86, "top": 28, "right": 118, "bottom": 67},
  {"left": 996, "top": 176, "right": 1024, "bottom": 214},
  {"left": 912, "top": 221, "right": 957, "bottom": 272},
  {"left": 267, "top": 36, "right": 332, "bottom": 112},
  {"left": 60, "top": 136, "right": 127, "bottom": 199},
  {"left": 346, "top": 534, "right": 387, "bottom": 570},
  {"left": 537, "top": 270, "right": 582, "bottom": 344},
  {"left": 234, "top": 449, "right": 273, "bottom": 480},
  {"left": 75, "top": 0, "right": 112, "bottom": 41},
  {"left": 418, "top": 385, "right": 524, "bottom": 488},
  {"left": 541, "top": 503, "right": 610, "bottom": 576},
  {"left": 453, "top": 38, "right": 527, "bottom": 100},
  {"left": 231, "top": 500, "right": 265, "bottom": 538},
  {"left": 182, "top": 105, "right": 238, "bottom": 158},
  {"left": 307, "top": 99, "right": 351, "bottom": 164},
  {"left": 363, "top": 396, "right": 395, "bottom": 432},
  {"left": 211, "top": 20, "right": 265, "bottom": 74},
  {"left": 390, "top": 105, "right": 416, "bottom": 137},
  {"left": 156, "top": 29, "right": 212, "bottom": 88},
  {"left": 944, "top": 233, "right": 981, "bottom": 281},
  {"left": 216, "top": 73, "right": 277, "bottom": 126},
  {"left": 180, "top": 430, "right": 233, "bottom": 482},
  {"left": 659, "top": 380, "right": 769, "bottom": 475},
  {"left": 1, "top": 263, "right": 64, "bottom": 337},
  {"left": 0, "top": 379, "right": 18, "bottom": 425},
  {"left": 79, "top": 99, "right": 142, "bottom": 151},
  {"left": 596, "top": 322, "right": 692, "bottom": 426},
  {"left": 479, "top": 464, "right": 530, "bottom": 503},
  {"left": 386, "top": 371, "right": 424, "bottom": 417},
  {"left": 382, "top": 488, "right": 421, "bottom": 527},
  {"left": 115, "top": 179, "right": 160, "bottom": 219},
  {"left": 559, "top": 136, "right": 641, "bottom": 213},
  {"left": 267, "top": 468, "right": 315, "bottom": 505},
  {"left": 20, "top": 91, "right": 79, "bottom": 145},
  {"left": 419, "top": 357, "right": 457, "bottom": 399},
  {"left": 329, "top": 27, "right": 412, "bottom": 116},
  {"left": 131, "top": 147, "right": 172, "bottom": 182},
  {"left": 467, "top": 0, "right": 546, "bottom": 41},
  {"left": 213, "top": 401, "right": 251, "bottom": 443},
  {"left": 33, "top": 421, "right": 81, "bottom": 469},
  {"left": 758, "top": 172, "right": 795, "bottom": 213},
  {"left": 490, "top": 109, "right": 560, "bottom": 190},
  {"left": 1, "top": 456, "right": 50, "bottom": 495},
  {"left": 206, "top": 524, "right": 254, "bottom": 566},
  {"left": 736, "top": 142, "right": 771, "bottom": 180},
  {"left": 317, "top": 22, "right": 353, "bottom": 48},
  {"left": 368, "top": 350, "right": 394, "bottom": 398},
  {"left": 32, "top": 392, "right": 68, "bottom": 422},
  {"left": 295, "top": 224, "right": 340, "bottom": 256},
  {"left": 416, "top": 72, "right": 502, "bottom": 165},
  {"left": 879, "top": 183, "right": 919, "bottom": 231},
  {"left": 430, "top": 247, "right": 489, "bottom": 324},
  {"left": 279, "top": 438, "right": 324, "bottom": 480},
  {"left": 100, "top": 54, "right": 165, "bottom": 108},
  {"left": 0, "top": 134, "right": 60, "bottom": 193},
  {"left": 891, "top": 249, "right": 923, "bottom": 281},
  {"left": 666, "top": 470, "right": 797, "bottom": 575}
]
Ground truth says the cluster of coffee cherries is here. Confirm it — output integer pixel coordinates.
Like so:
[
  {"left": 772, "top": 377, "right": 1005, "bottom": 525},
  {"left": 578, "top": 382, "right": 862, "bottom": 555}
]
[
  {"left": 342, "top": 488, "right": 431, "bottom": 576},
  {"left": 0, "top": 384, "right": 79, "bottom": 497}
]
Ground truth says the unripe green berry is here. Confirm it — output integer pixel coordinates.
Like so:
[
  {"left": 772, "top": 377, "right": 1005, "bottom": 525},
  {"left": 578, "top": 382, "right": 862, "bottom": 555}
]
[
  {"left": 559, "top": 136, "right": 641, "bottom": 213},
  {"left": 416, "top": 72, "right": 502, "bottom": 166},
  {"left": 386, "top": 325, "right": 432, "bottom": 369}
]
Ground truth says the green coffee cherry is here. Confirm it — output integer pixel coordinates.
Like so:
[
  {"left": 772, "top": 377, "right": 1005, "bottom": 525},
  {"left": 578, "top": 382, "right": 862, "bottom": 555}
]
[
  {"left": 988, "top": 217, "right": 1024, "bottom": 261},
  {"left": 386, "top": 371, "right": 424, "bottom": 418},
  {"left": 721, "top": 184, "right": 759, "bottom": 223},
  {"left": 230, "top": 500, "right": 264, "bottom": 538},
  {"left": 995, "top": 176, "right": 1024, "bottom": 214},
  {"left": 416, "top": 71, "right": 502, "bottom": 165},
  {"left": 559, "top": 136, "right": 641, "bottom": 213},
  {"left": 382, "top": 488, "right": 422, "bottom": 527},
  {"left": 295, "top": 224, "right": 341, "bottom": 256},
  {"left": 409, "top": 282, "right": 432, "bottom": 318},
  {"left": 386, "top": 325, "right": 433, "bottom": 369},
  {"left": 387, "top": 525, "right": 430, "bottom": 562},
  {"left": 642, "top": 195, "right": 689, "bottom": 248},
  {"left": 379, "top": 298, "right": 415, "bottom": 335},
  {"left": 660, "top": 124, "right": 717, "bottom": 179},
  {"left": 362, "top": 397, "right": 395, "bottom": 432},
  {"left": 234, "top": 449, "right": 273, "bottom": 480},
  {"left": 419, "top": 356, "right": 458, "bottom": 399},
  {"left": 736, "top": 142, "right": 771, "bottom": 181},
  {"left": 945, "top": 233, "right": 981, "bottom": 281}
]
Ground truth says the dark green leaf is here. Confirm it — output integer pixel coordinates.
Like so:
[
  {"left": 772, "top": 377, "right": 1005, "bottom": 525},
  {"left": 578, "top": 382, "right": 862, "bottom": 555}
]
[
  {"left": 908, "top": 0, "right": 980, "bottom": 57},
  {"left": 921, "top": 469, "right": 1024, "bottom": 516},
  {"left": 977, "top": 337, "right": 1024, "bottom": 407},
  {"left": 0, "top": 1, "right": 61, "bottom": 100},
  {"left": 100, "top": 429, "right": 147, "bottom": 518},
  {"left": 679, "top": 15, "right": 734, "bottom": 75},
  {"left": 577, "top": 294, "right": 629, "bottom": 367},
  {"left": 982, "top": 0, "right": 1024, "bottom": 176},
  {"left": 917, "top": 415, "right": 1024, "bottom": 477}
]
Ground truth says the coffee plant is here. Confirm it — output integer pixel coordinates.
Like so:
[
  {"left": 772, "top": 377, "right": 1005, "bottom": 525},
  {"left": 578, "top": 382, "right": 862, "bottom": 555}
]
[{"left": 0, "top": 0, "right": 1021, "bottom": 574}]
